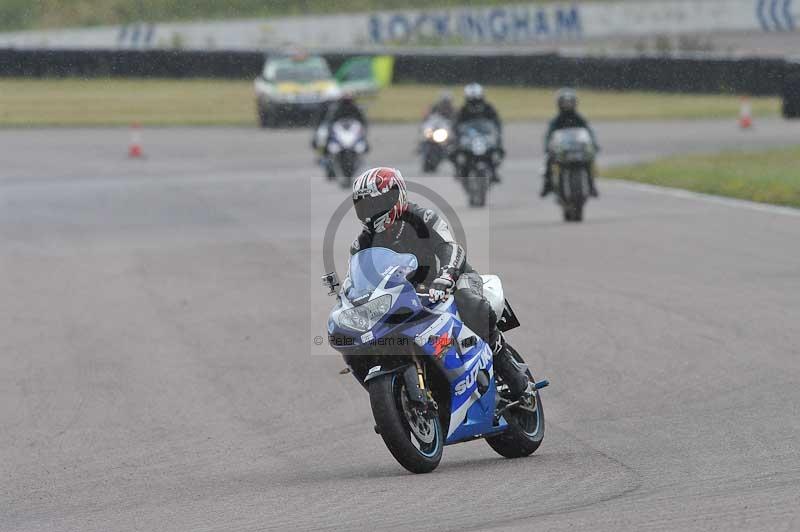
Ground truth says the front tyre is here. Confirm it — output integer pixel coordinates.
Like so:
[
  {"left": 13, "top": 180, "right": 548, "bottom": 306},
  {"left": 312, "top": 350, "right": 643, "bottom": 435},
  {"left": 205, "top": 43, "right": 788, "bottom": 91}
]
[
  {"left": 486, "top": 345, "right": 545, "bottom": 458},
  {"left": 369, "top": 373, "right": 443, "bottom": 474}
]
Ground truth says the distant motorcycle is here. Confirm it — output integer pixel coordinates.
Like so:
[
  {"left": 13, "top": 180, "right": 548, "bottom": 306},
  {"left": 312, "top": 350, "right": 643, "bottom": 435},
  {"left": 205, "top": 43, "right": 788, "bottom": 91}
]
[
  {"left": 323, "top": 247, "right": 548, "bottom": 473},
  {"left": 418, "top": 113, "right": 453, "bottom": 173},
  {"left": 315, "top": 118, "right": 368, "bottom": 188},
  {"left": 547, "top": 127, "right": 596, "bottom": 222},
  {"left": 453, "top": 119, "right": 503, "bottom": 207}
]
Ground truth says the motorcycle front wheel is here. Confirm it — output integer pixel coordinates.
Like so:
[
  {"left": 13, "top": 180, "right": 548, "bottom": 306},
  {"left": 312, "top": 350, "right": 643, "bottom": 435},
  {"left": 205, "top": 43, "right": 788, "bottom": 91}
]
[
  {"left": 369, "top": 373, "right": 443, "bottom": 474},
  {"left": 561, "top": 166, "right": 586, "bottom": 222}
]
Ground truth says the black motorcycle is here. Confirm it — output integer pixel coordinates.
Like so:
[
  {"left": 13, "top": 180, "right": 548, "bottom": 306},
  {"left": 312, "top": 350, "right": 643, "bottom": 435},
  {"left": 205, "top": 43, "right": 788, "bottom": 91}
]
[
  {"left": 453, "top": 119, "right": 503, "bottom": 207},
  {"left": 547, "top": 127, "right": 596, "bottom": 222},
  {"left": 418, "top": 113, "right": 453, "bottom": 173}
]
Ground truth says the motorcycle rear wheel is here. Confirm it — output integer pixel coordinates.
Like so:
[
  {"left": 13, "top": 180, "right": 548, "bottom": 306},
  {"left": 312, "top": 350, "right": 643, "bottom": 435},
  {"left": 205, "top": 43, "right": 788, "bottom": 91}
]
[
  {"left": 486, "top": 346, "right": 545, "bottom": 458},
  {"left": 369, "top": 373, "right": 443, "bottom": 474}
]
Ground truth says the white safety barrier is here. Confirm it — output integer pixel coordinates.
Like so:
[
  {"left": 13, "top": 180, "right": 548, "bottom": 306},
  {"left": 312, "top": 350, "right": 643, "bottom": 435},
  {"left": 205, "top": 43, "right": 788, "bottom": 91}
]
[{"left": 0, "top": 0, "right": 795, "bottom": 51}]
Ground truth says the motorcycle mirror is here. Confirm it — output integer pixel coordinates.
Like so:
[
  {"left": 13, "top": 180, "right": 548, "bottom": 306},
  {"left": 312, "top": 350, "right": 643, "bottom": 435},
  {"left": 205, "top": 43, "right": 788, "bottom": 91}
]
[{"left": 322, "top": 272, "right": 340, "bottom": 296}]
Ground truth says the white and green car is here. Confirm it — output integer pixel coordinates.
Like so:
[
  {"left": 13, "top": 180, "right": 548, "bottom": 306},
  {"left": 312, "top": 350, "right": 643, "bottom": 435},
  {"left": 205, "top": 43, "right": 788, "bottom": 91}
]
[{"left": 254, "top": 53, "right": 394, "bottom": 128}]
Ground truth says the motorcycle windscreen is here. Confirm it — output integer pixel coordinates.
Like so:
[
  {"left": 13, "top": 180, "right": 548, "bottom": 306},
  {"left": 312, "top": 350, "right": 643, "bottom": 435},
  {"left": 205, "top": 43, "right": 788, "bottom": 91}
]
[
  {"left": 347, "top": 247, "right": 418, "bottom": 301},
  {"left": 549, "top": 127, "right": 591, "bottom": 150},
  {"left": 458, "top": 118, "right": 498, "bottom": 136}
]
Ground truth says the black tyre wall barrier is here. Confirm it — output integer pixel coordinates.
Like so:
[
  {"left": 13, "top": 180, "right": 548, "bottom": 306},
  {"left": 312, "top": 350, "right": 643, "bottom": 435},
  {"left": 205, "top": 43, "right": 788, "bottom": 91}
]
[
  {"left": 0, "top": 48, "right": 789, "bottom": 96},
  {"left": 782, "top": 63, "right": 800, "bottom": 119}
]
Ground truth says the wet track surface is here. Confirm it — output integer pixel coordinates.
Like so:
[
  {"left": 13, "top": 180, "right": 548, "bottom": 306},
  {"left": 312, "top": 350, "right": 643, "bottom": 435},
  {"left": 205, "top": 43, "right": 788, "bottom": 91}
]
[{"left": 2, "top": 120, "right": 800, "bottom": 531}]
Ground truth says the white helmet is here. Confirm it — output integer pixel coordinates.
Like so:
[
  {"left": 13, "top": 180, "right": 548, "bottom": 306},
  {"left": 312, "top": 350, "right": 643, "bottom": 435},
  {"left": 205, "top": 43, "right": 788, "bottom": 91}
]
[{"left": 464, "top": 83, "right": 484, "bottom": 102}]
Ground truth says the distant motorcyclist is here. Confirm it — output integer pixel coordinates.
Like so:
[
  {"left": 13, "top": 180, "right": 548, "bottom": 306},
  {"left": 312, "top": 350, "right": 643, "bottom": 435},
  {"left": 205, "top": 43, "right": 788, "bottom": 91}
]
[
  {"left": 350, "top": 167, "right": 530, "bottom": 399},
  {"left": 541, "top": 88, "right": 599, "bottom": 198},
  {"left": 312, "top": 93, "right": 368, "bottom": 151},
  {"left": 426, "top": 91, "right": 456, "bottom": 121},
  {"left": 312, "top": 94, "right": 368, "bottom": 177},
  {"left": 455, "top": 83, "right": 501, "bottom": 130},
  {"left": 453, "top": 83, "right": 504, "bottom": 182},
  {"left": 324, "top": 93, "right": 367, "bottom": 126}
]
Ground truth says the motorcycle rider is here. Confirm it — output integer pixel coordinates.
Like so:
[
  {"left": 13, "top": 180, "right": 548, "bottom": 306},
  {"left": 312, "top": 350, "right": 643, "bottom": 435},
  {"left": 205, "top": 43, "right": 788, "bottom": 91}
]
[
  {"left": 350, "top": 167, "right": 530, "bottom": 399},
  {"left": 541, "top": 88, "right": 599, "bottom": 198},
  {"left": 312, "top": 93, "right": 368, "bottom": 177},
  {"left": 320, "top": 92, "right": 367, "bottom": 128},
  {"left": 426, "top": 91, "right": 456, "bottom": 121},
  {"left": 453, "top": 83, "right": 504, "bottom": 182}
]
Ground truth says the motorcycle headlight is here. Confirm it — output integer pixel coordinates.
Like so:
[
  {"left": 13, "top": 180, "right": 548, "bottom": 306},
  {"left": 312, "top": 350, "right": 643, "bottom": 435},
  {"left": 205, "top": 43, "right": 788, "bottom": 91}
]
[
  {"left": 328, "top": 141, "right": 342, "bottom": 154},
  {"left": 432, "top": 128, "right": 448, "bottom": 143},
  {"left": 423, "top": 127, "right": 434, "bottom": 139},
  {"left": 338, "top": 294, "right": 392, "bottom": 332}
]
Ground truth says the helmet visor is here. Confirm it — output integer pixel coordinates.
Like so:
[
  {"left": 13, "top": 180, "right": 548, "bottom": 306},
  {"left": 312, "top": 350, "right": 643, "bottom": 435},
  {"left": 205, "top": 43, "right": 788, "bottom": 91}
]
[{"left": 354, "top": 187, "right": 400, "bottom": 223}]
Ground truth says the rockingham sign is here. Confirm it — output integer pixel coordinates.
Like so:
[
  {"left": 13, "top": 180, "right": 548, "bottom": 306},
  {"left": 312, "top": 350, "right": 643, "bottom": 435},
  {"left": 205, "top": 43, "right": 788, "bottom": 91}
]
[
  {"left": 367, "top": 4, "right": 582, "bottom": 44},
  {"left": 0, "top": 0, "right": 795, "bottom": 51}
]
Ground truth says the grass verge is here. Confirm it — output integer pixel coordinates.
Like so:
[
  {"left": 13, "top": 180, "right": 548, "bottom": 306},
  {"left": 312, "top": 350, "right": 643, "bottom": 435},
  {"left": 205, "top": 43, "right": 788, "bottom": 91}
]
[
  {"left": 603, "top": 146, "right": 800, "bottom": 208},
  {"left": 0, "top": 78, "right": 781, "bottom": 127}
]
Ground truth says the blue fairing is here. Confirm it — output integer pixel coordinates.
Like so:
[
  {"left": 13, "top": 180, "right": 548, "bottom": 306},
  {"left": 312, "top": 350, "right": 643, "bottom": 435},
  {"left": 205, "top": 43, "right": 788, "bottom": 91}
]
[{"left": 329, "top": 247, "right": 509, "bottom": 444}]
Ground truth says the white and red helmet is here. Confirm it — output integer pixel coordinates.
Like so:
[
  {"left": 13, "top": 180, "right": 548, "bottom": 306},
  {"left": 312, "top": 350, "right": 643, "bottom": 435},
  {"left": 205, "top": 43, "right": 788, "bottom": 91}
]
[{"left": 353, "top": 167, "right": 408, "bottom": 233}]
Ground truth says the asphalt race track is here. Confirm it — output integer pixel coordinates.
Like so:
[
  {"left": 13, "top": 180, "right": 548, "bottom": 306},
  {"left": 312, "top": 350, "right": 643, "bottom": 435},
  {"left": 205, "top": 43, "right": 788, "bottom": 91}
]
[{"left": 2, "top": 119, "right": 800, "bottom": 531}]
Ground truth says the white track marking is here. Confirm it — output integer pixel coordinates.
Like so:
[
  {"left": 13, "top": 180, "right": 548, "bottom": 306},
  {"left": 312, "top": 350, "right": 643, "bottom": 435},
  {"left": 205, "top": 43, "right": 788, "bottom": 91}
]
[{"left": 606, "top": 179, "right": 800, "bottom": 218}]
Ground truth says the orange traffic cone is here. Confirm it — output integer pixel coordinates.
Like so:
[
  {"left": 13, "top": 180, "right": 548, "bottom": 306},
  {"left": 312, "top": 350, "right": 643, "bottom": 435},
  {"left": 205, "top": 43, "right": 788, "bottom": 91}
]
[
  {"left": 128, "top": 122, "right": 144, "bottom": 158},
  {"left": 739, "top": 97, "right": 753, "bottom": 129}
]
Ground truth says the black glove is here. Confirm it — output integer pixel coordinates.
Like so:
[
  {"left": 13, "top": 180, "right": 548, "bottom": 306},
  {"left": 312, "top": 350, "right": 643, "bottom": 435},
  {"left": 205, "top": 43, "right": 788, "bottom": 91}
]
[{"left": 429, "top": 272, "right": 455, "bottom": 303}]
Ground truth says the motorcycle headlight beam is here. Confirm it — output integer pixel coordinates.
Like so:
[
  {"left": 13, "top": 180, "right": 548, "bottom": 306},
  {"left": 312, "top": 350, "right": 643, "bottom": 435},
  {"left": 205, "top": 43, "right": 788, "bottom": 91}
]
[
  {"left": 432, "top": 128, "right": 448, "bottom": 143},
  {"left": 338, "top": 294, "right": 392, "bottom": 332}
]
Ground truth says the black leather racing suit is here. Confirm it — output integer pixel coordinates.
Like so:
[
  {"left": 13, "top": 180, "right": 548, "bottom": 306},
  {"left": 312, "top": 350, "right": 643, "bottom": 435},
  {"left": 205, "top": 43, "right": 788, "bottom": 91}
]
[
  {"left": 428, "top": 100, "right": 456, "bottom": 121},
  {"left": 543, "top": 110, "right": 598, "bottom": 193},
  {"left": 325, "top": 99, "right": 367, "bottom": 127},
  {"left": 452, "top": 100, "right": 504, "bottom": 179},
  {"left": 454, "top": 100, "right": 502, "bottom": 132},
  {"left": 350, "top": 202, "right": 500, "bottom": 347},
  {"left": 312, "top": 99, "right": 368, "bottom": 151}
]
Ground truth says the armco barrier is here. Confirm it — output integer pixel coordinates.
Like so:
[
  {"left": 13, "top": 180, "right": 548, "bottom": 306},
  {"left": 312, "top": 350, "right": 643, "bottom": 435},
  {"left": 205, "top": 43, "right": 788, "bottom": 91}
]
[{"left": 0, "top": 48, "right": 790, "bottom": 96}]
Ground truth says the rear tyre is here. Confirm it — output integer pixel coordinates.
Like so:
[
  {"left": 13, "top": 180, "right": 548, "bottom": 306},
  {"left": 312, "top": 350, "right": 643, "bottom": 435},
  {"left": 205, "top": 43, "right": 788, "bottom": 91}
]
[
  {"left": 369, "top": 373, "right": 443, "bottom": 474},
  {"left": 486, "top": 346, "right": 545, "bottom": 458}
]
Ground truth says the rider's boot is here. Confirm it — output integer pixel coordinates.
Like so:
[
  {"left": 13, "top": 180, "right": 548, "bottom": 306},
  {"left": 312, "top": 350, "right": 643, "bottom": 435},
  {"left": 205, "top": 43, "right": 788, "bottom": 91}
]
[{"left": 492, "top": 334, "right": 530, "bottom": 399}]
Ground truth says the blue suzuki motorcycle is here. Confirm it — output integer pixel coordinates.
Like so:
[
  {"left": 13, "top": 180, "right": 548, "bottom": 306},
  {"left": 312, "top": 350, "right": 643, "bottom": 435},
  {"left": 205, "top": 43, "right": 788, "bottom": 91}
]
[{"left": 323, "top": 247, "right": 548, "bottom": 473}]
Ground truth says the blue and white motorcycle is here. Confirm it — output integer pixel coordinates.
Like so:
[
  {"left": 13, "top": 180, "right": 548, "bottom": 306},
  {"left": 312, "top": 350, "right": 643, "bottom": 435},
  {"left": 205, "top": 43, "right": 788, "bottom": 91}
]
[{"left": 323, "top": 247, "right": 548, "bottom": 473}]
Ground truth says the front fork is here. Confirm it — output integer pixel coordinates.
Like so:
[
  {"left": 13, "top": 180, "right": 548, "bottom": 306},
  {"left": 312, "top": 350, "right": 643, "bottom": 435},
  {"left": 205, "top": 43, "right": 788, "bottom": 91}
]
[{"left": 406, "top": 355, "right": 437, "bottom": 413}]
